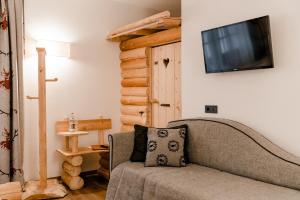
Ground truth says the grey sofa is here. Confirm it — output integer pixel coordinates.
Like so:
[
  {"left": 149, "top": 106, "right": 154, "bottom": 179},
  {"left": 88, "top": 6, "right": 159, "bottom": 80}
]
[{"left": 106, "top": 118, "right": 300, "bottom": 200}]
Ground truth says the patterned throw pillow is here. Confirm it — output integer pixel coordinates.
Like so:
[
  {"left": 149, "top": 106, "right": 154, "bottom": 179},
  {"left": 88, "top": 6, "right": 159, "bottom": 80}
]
[{"left": 145, "top": 127, "right": 186, "bottom": 167}]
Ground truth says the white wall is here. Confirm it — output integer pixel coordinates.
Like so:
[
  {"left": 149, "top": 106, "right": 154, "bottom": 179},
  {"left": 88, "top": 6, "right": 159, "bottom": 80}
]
[
  {"left": 23, "top": 0, "right": 156, "bottom": 181},
  {"left": 182, "top": 0, "right": 300, "bottom": 156},
  {"left": 113, "top": 0, "right": 181, "bottom": 16}
]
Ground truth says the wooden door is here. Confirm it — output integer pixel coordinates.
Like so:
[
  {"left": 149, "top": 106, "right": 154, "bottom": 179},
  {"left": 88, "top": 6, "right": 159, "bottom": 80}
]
[{"left": 152, "top": 42, "right": 181, "bottom": 127}]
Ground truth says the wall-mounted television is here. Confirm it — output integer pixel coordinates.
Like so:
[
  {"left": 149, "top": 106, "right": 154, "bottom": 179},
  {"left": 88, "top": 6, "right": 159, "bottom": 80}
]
[{"left": 201, "top": 16, "right": 274, "bottom": 73}]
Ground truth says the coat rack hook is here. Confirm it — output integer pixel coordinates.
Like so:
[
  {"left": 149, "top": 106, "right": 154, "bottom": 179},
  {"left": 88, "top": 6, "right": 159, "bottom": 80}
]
[
  {"left": 26, "top": 96, "right": 39, "bottom": 100},
  {"left": 46, "top": 78, "right": 58, "bottom": 82}
]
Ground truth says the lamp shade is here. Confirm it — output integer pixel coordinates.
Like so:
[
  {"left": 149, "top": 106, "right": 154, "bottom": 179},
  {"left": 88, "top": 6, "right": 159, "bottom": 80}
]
[{"left": 36, "top": 40, "right": 71, "bottom": 58}]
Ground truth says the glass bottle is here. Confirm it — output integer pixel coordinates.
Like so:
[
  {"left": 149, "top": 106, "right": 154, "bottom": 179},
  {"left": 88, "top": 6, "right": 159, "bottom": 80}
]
[{"left": 68, "top": 113, "right": 78, "bottom": 132}]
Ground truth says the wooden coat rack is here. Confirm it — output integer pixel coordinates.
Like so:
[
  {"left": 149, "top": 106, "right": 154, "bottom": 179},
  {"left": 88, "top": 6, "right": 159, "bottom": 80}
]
[{"left": 23, "top": 48, "right": 67, "bottom": 199}]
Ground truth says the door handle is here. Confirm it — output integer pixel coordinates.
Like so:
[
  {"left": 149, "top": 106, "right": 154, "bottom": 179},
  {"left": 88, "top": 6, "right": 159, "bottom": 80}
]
[{"left": 160, "top": 104, "right": 170, "bottom": 107}]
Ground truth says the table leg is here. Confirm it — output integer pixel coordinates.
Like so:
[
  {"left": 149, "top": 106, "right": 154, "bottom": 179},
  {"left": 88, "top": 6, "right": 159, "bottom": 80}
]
[
  {"left": 70, "top": 136, "right": 78, "bottom": 153},
  {"left": 65, "top": 136, "right": 70, "bottom": 150}
]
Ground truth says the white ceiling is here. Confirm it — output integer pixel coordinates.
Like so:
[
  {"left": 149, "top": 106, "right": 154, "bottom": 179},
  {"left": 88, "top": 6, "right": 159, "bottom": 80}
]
[{"left": 113, "top": 0, "right": 181, "bottom": 16}]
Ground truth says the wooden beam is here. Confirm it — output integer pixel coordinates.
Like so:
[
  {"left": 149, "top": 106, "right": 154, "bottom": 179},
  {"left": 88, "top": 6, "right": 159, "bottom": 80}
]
[
  {"left": 121, "top": 78, "right": 148, "bottom": 87},
  {"left": 107, "top": 22, "right": 159, "bottom": 42},
  {"left": 108, "top": 30, "right": 157, "bottom": 42},
  {"left": 121, "top": 68, "right": 148, "bottom": 79},
  {"left": 120, "top": 47, "right": 147, "bottom": 60},
  {"left": 129, "top": 29, "right": 157, "bottom": 36},
  {"left": 121, "top": 58, "right": 148, "bottom": 70},
  {"left": 121, "top": 87, "right": 148, "bottom": 96},
  {"left": 147, "top": 18, "right": 181, "bottom": 30},
  {"left": 108, "top": 11, "right": 170, "bottom": 37},
  {"left": 121, "top": 96, "right": 148, "bottom": 106},
  {"left": 121, "top": 124, "right": 134, "bottom": 132},
  {"left": 107, "top": 17, "right": 181, "bottom": 42},
  {"left": 55, "top": 119, "right": 112, "bottom": 132},
  {"left": 121, "top": 115, "right": 146, "bottom": 126},
  {"left": 37, "top": 48, "right": 47, "bottom": 189},
  {"left": 121, "top": 105, "right": 147, "bottom": 116},
  {"left": 120, "top": 27, "right": 181, "bottom": 51},
  {"left": 109, "top": 35, "right": 135, "bottom": 42}
]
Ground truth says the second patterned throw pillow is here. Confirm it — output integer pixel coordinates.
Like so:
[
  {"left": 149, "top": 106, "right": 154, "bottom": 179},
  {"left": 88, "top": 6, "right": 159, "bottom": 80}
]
[{"left": 145, "top": 127, "right": 186, "bottom": 167}]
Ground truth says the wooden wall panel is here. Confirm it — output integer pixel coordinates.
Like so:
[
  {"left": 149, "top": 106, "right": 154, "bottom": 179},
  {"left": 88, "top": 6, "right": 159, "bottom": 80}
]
[
  {"left": 152, "top": 45, "right": 160, "bottom": 127},
  {"left": 174, "top": 42, "right": 182, "bottom": 119},
  {"left": 146, "top": 48, "right": 152, "bottom": 127}
]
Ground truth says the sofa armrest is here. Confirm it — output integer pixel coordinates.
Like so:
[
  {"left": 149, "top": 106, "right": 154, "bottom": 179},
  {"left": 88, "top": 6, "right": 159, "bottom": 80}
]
[{"left": 108, "top": 132, "right": 134, "bottom": 172}]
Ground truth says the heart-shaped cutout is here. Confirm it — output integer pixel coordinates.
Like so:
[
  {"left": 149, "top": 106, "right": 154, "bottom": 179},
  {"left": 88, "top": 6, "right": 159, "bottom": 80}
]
[{"left": 163, "top": 58, "right": 170, "bottom": 68}]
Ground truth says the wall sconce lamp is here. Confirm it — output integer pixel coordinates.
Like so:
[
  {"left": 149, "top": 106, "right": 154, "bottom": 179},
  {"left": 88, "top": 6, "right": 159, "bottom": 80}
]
[
  {"left": 36, "top": 40, "right": 71, "bottom": 58},
  {"left": 25, "top": 37, "right": 71, "bottom": 58}
]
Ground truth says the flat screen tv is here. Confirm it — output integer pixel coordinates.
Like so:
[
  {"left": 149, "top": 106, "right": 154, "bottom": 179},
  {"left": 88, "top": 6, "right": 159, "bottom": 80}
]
[{"left": 201, "top": 16, "right": 274, "bottom": 73}]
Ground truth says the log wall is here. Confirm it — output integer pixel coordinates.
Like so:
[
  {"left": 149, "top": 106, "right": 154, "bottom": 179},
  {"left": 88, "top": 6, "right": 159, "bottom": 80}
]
[
  {"left": 120, "top": 47, "right": 151, "bottom": 131},
  {"left": 116, "top": 23, "right": 181, "bottom": 132}
]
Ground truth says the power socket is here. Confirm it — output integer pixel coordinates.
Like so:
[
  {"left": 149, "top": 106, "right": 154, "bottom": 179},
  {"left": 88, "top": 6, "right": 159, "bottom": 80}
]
[{"left": 205, "top": 105, "right": 218, "bottom": 114}]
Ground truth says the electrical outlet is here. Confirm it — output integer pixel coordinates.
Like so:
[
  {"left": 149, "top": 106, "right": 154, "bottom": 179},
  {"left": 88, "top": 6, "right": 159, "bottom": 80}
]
[{"left": 205, "top": 105, "right": 218, "bottom": 114}]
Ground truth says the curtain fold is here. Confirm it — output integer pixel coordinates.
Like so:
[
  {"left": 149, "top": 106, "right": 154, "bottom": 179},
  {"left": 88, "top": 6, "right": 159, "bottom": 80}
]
[{"left": 0, "top": 0, "right": 24, "bottom": 184}]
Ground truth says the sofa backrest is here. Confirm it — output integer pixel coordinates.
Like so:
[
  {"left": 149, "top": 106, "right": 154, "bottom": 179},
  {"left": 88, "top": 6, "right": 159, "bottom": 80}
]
[{"left": 168, "top": 118, "right": 300, "bottom": 190}]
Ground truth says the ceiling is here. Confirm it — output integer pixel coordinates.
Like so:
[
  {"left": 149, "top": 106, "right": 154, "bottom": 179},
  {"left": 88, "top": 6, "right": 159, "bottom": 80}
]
[{"left": 113, "top": 0, "right": 181, "bottom": 16}]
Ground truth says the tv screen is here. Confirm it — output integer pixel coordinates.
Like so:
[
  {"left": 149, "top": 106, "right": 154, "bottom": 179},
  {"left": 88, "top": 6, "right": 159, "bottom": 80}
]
[{"left": 201, "top": 16, "right": 274, "bottom": 73}]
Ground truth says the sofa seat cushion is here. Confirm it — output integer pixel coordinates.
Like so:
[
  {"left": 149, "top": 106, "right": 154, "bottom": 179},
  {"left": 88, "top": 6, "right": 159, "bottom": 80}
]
[{"left": 106, "top": 162, "right": 300, "bottom": 200}]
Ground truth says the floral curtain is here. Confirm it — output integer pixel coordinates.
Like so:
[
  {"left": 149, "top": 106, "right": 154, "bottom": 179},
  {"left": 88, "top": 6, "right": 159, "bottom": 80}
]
[{"left": 0, "top": 0, "right": 24, "bottom": 184}]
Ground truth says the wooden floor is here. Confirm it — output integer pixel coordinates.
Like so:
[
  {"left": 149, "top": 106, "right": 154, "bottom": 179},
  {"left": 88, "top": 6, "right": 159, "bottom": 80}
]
[{"left": 61, "top": 175, "right": 108, "bottom": 200}]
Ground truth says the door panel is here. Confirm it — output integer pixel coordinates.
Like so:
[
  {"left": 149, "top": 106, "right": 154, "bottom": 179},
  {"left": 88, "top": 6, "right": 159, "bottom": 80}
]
[
  {"left": 152, "top": 47, "right": 160, "bottom": 127},
  {"left": 174, "top": 43, "right": 182, "bottom": 119},
  {"left": 152, "top": 42, "right": 181, "bottom": 128}
]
